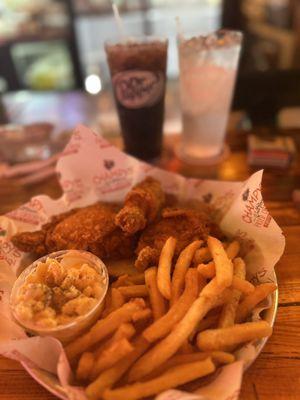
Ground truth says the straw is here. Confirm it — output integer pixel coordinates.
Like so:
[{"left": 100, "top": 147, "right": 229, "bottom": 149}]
[
  {"left": 111, "top": 1, "right": 125, "bottom": 39},
  {"left": 175, "top": 16, "right": 183, "bottom": 41}
]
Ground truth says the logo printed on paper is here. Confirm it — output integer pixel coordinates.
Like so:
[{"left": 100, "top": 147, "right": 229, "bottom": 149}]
[
  {"left": 93, "top": 166, "right": 134, "bottom": 195},
  {"left": 241, "top": 186, "right": 271, "bottom": 227},
  {"left": 95, "top": 136, "right": 112, "bottom": 149},
  {"left": 61, "top": 178, "right": 84, "bottom": 203},
  {"left": 104, "top": 159, "right": 115, "bottom": 170},
  {"left": 242, "top": 188, "right": 250, "bottom": 201},
  {"left": 112, "top": 70, "right": 164, "bottom": 109},
  {"left": 0, "top": 240, "right": 22, "bottom": 266},
  {"left": 6, "top": 201, "right": 45, "bottom": 226},
  {"left": 249, "top": 268, "right": 275, "bottom": 285},
  {"left": 202, "top": 193, "right": 212, "bottom": 203}
]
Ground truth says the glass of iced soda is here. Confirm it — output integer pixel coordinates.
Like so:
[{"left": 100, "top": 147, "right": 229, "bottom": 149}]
[
  {"left": 178, "top": 30, "right": 242, "bottom": 164},
  {"left": 105, "top": 37, "right": 168, "bottom": 161}
]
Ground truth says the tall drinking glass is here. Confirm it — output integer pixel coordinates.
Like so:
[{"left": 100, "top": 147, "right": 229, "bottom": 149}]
[
  {"left": 178, "top": 30, "right": 242, "bottom": 163},
  {"left": 105, "top": 37, "right": 168, "bottom": 160}
]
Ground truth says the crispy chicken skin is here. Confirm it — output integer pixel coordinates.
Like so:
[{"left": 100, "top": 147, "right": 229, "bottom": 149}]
[
  {"left": 12, "top": 203, "right": 137, "bottom": 260},
  {"left": 134, "top": 246, "right": 160, "bottom": 271},
  {"left": 115, "top": 177, "right": 165, "bottom": 235},
  {"left": 11, "top": 178, "right": 218, "bottom": 269},
  {"left": 135, "top": 206, "right": 218, "bottom": 270}
]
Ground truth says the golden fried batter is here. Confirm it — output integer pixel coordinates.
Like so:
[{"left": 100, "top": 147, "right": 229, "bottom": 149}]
[
  {"left": 12, "top": 203, "right": 137, "bottom": 260},
  {"left": 135, "top": 206, "right": 218, "bottom": 270},
  {"left": 115, "top": 177, "right": 165, "bottom": 235}
]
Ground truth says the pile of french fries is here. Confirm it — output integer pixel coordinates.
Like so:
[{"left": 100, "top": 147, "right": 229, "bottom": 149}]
[{"left": 64, "top": 236, "right": 276, "bottom": 400}]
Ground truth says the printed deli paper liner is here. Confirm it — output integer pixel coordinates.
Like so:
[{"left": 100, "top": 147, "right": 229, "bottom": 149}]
[{"left": 0, "top": 125, "right": 285, "bottom": 400}]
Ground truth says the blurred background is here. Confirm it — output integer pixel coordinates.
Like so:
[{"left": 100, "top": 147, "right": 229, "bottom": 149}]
[{"left": 1, "top": 0, "right": 300, "bottom": 142}]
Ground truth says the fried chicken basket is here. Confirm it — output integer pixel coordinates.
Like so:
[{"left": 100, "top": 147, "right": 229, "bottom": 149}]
[{"left": 0, "top": 125, "right": 284, "bottom": 400}]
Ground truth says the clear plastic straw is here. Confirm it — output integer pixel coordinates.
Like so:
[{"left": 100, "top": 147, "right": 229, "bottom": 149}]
[
  {"left": 175, "top": 16, "right": 183, "bottom": 41},
  {"left": 111, "top": 2, "right": 125, "bottom": 39}
]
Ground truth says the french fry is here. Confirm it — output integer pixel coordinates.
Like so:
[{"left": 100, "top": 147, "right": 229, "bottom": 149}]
[
  {"left": 118, "top": 285, "right": 149, "bottom": 298},
  {"left": 65, "top": 299, "right": 145, "bottom": 361},
  {"left": 112, "top": 273, "right": 145, "bottom": 287},
  {"left": 112, "top": 275, "right": 133, "bottom": 288},
  {"left": 198, "top": 273, "right": 207, "bottom": 293},
  {"left": 218, "top": 257, "right": 246, "bottom": 328},
  {"left": 197, "top": 272, "right": 253, "bottom": 295},
  {"left": 109, "top": 322, "right": 136, "bottom": 341},
  {"left": 127, "top": 273, "right": 145, "bottom": 285},
  {"left": 153, "top": 352, "right": 209, "bottom": 372},
  {"left": 141, "top": 352, "right": 208, "bottom": 380},
  {"left": 211, "top": 351, "right": 235, "bottom": 365},
  {"left": 90, "top": 338, "right": 134, "bottom": 380},
  {"left": 232, "top": 276, "right": 255, "bottom": 295},
  {"left": 193, "top": 247, "right": 212, "bottom": 265},
  {"left": 187, "top": 288, "right": 228, "bottom": 346},
  {"left": 101, "top": 289, "right": 113, "bottom": 318},
  {"left": 195, "top": 313, "right": 220, "bottom": 333},
  {"left": 236, "top": 283, "right": 277, "bottom": 323},
  {"left": 94, "top": 323, "right": 136, "bottom": 358},
  {"left": 207, "top": 236, "right": 233, "bottom": 288},
  {"left": 157, "top": 237, "right": 177, "bottom": 299},
  {"left": 143, "top": 268, "right": 199, "bottom": 343},
  {"left": 103, "top": 358, "right": 215, "bottom": 400},
  {"left": 76, "top": 352, "right": 95, "bottom": 382},
  {"left": 198, "top": 268, "right": 252, "bottom": 291},
  {"left": 145, "top": 267, "right": 167, "bottom": 321},
  {"left": 162, "top": 351, "right": 234, "bottom": 371},
  {"left": 128, "top": 277, "right": 224, "bottom": 381},
  {"left": 102, "top": 288, "right": 125, "bottom": 317},
  {"left": 197, "top": 240, "right": 240, "bottom": 279},
  {"left": 86, "top": 336, "right": 150, "bottom": 400},
  {"left": 197, "top": 262, "right": 215, "bottom": 278},
  {"left": 144, "top": 350, "right": 234, "bottom": 381},
  {"left": 226, "top": 240, "right": 240, "bottom": 259},
  {"left": 106, "top": 259, "right": 137, "bottom": 278},
  {"left": 132, "top": 308, "right": 152, "bottom": 322},
  {"left": 210, "top": 288, "right": 232, "bottom": 308},
  {"left": 110, "top": 288, "right": 125, "bottom": 309},
  {"left": 171, "top": 240, "right": 202, "bottom": 305},
  {"left": 178, "top": 340, "right": 195, "bottom": 354},
  {"left": 197, "top": 321, "right": 273, "bottom": 351}
]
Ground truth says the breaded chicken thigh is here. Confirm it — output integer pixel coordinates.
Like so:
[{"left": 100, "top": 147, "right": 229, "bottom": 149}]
[{"left": 12, "top": 203, "right": 137, "bottom": 260}]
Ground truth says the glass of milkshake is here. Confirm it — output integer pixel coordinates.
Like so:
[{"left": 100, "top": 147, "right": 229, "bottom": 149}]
[{"left": 178, "top": 30, "right": 242, "bottom": 164}]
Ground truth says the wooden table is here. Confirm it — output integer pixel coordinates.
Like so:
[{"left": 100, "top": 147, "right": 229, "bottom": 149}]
[{"left": 1, "top": 130, "right": 300, "bottom": 400}]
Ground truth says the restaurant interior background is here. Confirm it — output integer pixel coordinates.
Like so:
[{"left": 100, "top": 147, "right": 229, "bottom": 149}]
[{"left": 0, "top": 0, "right": 300, "bottom": 159}]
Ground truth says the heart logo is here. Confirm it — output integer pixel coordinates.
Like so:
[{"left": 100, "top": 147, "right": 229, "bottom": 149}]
[
  {"left": 104, "top": 159, "right": 115, "bottom": 170},
  {"left": 202, "top": 193, "right": 212, "bottom": 203},
  {"left": 242, "top": 188, "right": 250, "bottom": 201}
]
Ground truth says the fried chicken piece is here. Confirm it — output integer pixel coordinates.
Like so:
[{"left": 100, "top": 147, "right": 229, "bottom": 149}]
[
  {"left": 135, "top": 206, "right": 218, "bottom": 270},
  {"left": 135, "top": 246, "right": 160, "bottom": 271},
  {"left": 11, "top": 209, "right": 77, "bottom": 255},
  {"left": 12, "top": 203, "right": 137, "bottom": 260},
  {"left": 115, "top": 177, "right": 165, "bottom": 235}
]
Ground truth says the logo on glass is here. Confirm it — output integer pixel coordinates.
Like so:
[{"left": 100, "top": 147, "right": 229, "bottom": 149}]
[{"left": 112, "top": 70, "right": 164, "bottom": 109}]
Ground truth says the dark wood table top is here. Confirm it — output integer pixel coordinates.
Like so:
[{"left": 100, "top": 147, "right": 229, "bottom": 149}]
[{"left": 1, "top": 129, "right": 300, "bottom": 400}]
